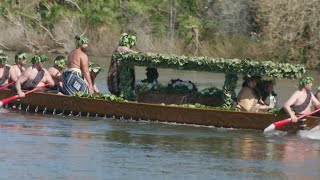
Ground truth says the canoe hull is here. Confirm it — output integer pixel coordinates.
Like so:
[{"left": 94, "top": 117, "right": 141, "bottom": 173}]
[{"left": 1, "top": 89, "right": 319, "bottom": 131}]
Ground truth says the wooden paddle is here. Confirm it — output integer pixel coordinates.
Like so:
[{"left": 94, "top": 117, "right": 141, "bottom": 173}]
[
  {"left": 0, "top": 82, "right": 15, "bottom": 90},
  {"left": 264, "top": 108, "right": 320, "bottom": 133},
  {"left": 0, "top": 84, "right": 49, "bottom": 107}
]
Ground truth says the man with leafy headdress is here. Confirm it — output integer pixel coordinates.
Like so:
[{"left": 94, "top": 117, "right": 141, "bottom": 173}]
[
  {"left": 16, "top": 54, "right": 54, "bottom": 98},
  {"left": 107, "top": 33, "right": 137, "bottom": 96},
  {"left": 0, "top": 52, "right": 12, "bottom": 87},
  {"left": 62, "top": 35, "right": 93, "bottom": 95},
  {"left": 9, "top": 52, "right": 28, "bottom": 82},
  {"left": 48, "top": 55, "right": 67, "bottom": 91},
  {"left": 284, "top": 76, "right": 320, "bottom": 123}
]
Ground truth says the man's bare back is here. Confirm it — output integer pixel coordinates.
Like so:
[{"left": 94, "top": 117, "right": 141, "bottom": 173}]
[{"left": 67, "top": 49, "right": 83, "bottom": 69}]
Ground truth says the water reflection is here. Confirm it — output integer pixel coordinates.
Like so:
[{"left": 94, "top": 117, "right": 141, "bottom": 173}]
[{"left": 1, "top": 112, "right": 320, "bottom": 179}]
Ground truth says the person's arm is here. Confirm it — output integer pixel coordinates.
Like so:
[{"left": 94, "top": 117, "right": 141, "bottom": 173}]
[
  {"left": 44, "top": 69, "right": 55, "bottom": 87},
  {"left": 311, "top": 93, "right": 320, "bottom": 109},
  {"left": 15, "top": 69, "right": 30, "bottom": 98},
  {"left": 283, "top": 91, "right": 299, "bottom": 122},
  {"left": 118, "top": 46, "right": 138, "bottom": 53},
  {"left": 49, "top": 68, "right": 62, "bottom": 82},
  {"left": 80, "top": 55, "right": 93, "bottom": 94},
  {"left": 93, "top": 84, "right": 99, "bottom": 93},
  {"left": 9, "top": 67, "right": 18, "bottom": 82}
]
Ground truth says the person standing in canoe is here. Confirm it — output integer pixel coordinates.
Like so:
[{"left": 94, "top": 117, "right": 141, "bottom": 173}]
[
  {"left": 48, "top": 55, "right": 67, "bottom": 91},
  {"left": 16, "top": 54, "right": 55, "bottom": 98},
  {"left": 283, "top": 76, "right": 320, "bottom": 123},
  {"left": 62, "top": 35, "right": 93, "bottom": 95},
  {"left": 107, "top": 33, "right": 137, "bottom": 96},
  {"left": 9, "top": 52, "right": 28, "bottom": 82},
  {"left": 236, "top": 77, "right": 270, "bottom": 112},
  {"left": 0, "top": 52, "right": 12, "bottom": 88}
]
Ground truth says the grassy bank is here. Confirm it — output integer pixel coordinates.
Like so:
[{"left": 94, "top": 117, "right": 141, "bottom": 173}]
[{"left": 0, "top": 0, "right": 320, "bottom": 68}]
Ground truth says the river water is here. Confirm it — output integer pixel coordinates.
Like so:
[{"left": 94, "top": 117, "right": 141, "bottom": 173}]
[{"left": 0, "top": 53, "right": 320, "bottom": 179}]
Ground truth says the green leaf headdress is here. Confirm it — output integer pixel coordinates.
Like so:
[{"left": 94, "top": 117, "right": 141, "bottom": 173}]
[
  {"left": 117, "top": 33, "right": 137, "bottom": 48},
  {"left": 54, "top": 55, "right": 67, "bottom": 69},
  {"left": 75, "top": 35, "right": 89, "bottom": 48},
  {"left": 298, "top": 76, "right": 314, "bottom": 88},
  {"left": 15, "top": 52, "right": 27, "bottom": 62},
  {"left": 31, "top": 54, "right": 49, "bottom": 64},
  {"left": 89, "top": 62, "right": 101, "bottom": 73},
  {"left": 0, "top": 54, "right": 8, "bottom": 64}
]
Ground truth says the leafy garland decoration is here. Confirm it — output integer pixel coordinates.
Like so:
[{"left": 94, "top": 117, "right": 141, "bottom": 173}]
[
  {"left": 119, "top": 63, "right": 135, "bottom": 100},
  {"left": 221, "top": 74, "right": 238, "bottom": 108},
  {"left": 114, "top": 53, "right": 306, "bottom": 79}
]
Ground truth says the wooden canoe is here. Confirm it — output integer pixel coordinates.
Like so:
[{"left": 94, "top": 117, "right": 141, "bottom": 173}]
[{"left": 0, "top": 89, "right": 319, "bottom": 131}]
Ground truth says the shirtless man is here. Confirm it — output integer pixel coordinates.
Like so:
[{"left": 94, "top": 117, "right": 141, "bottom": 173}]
[
  {"left": 48, "top": 55, "right": 67, "bottom": 90},
  {"left": 0, "top": 53, "right": 11, "bottom": 87},
  {"left": 16, "top": 54, "right": 55, "bottom": 98},
  {"left": 284, "top": 76, "right": 320, "bottom": 123},
  {"left": 62, "top": 35, "right": 93, "bottom": 95},
  {"left": 9, "top": 52, "right": 28, "bottom": 82},
  {"left": 107, "top": 33, "right": 137, "bottom": 95}
]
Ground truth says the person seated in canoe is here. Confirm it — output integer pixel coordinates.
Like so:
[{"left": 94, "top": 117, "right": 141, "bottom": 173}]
[
  {"left": 48, "top": 55, "right": 67, "bottom": 92},
  {"left": 9, "top": 52, "right": 28, "bottom": 82},
  {"left": 283, "top": 76, "right": 320, "bottom": 124},
  {"left": 16, "top": 54, "right": 55, "bottom": 98},
  {"left": 236, "top": 77, "right": 270, "bottom": 112},
  {"left": 6, "top": 52, "right": 28, "bottom": 90},
  {"left": 258, "top": 80, "right": 278, "bottom": 110},
  {"left": 88, "top": 62, "right": 101, "bottom": 93},
  {"left": 62, "top": 35, "right": 93, "bottom": 95},
  {"left": 0, "top": 52, "right": 12, "bottom": 88},
  {"left": 107, "top": 33, "right": 137, "bottom": 96}
]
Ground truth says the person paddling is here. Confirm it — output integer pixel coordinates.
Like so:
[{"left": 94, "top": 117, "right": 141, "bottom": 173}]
[
  {"left": 16, "top": 54, "right": 54, "bottom": 98},
  {"left": 283, "top": 77, "right": 320, "bottom": 127},
  {"left": 0, "top": 52, "right": 11, "bottom": 88},
  {"left": 107, "top": 33, "right": 137, "bottom": 96},
  {"left": 10, "top": 52, "right": 28, "bottom": 82},
  {"left": 48, "top": 55, "right": 67, "bottom": 92},
  {"left": 62, "top": 35, "right": 93, "bottom": 95}
]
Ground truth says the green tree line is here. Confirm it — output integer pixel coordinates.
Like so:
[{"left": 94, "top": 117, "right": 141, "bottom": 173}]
[{"left": 0, "top": 0, "right": 320, "bottom": 68}]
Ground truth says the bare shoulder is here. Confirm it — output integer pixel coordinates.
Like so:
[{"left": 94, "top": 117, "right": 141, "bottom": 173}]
[
  {"left": 48, "top": 67, "right": 57, "bottom": 73},
  {"left": 42, "top": 68, "right": 50, "bottom": 74},
  {"left": 20, "top": 67, "right": 32, "bottom": 77},
  {"left": 10, "top": 65, "right": 18, "bottom": 70}
]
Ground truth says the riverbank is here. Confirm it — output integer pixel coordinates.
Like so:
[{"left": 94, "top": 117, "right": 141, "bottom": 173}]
[{"left": 1, "top": 1, "right": 320, "bottom": 68}]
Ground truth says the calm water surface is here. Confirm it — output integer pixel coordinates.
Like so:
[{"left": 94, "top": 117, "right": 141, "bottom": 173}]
[{"left": 0, "top": 53, "right": 320, "bottom": 179}]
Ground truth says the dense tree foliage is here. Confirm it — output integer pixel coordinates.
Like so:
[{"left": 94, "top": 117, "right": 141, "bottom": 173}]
[{"left": 0, "top": 0, "right": 320, "bottom": 68}]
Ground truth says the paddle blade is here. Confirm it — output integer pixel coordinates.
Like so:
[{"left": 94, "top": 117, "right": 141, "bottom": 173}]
[
  {"left": 0, "top": 95, "right": 19, "bottom": 107},
  {"left": 0, "top": 84, "right": 49, "bottom": 108},
  {"left": 263, "top": 124, "right": 276, "bottom": 133},
  {"left": 264, "top": 118, "right": 291, "bottom": 133}
]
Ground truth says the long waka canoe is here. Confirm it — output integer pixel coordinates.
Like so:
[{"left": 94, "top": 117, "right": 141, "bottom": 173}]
[{"left": 1, "top": 89, "right": 319, "bottom": 132}]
